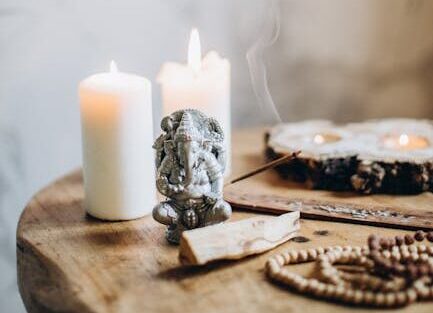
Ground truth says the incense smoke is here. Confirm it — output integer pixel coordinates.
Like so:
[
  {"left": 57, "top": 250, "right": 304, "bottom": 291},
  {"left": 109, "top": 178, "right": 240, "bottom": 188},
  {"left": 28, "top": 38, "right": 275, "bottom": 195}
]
[{"left": 246, "top": 0, "right": 282, "bottom": 124}]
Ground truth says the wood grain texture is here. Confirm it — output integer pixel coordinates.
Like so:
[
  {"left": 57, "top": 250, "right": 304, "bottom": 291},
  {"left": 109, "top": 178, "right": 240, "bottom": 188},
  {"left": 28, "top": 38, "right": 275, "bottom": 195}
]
[
  {"left": 225, "top": 191, "right": 433, "bottom": 230},
  {"left": 17, "top": 129, "right": 433, "bottom": 313},
  {"left": 179, "top": 211, "right": 299, "bottom": 265}
]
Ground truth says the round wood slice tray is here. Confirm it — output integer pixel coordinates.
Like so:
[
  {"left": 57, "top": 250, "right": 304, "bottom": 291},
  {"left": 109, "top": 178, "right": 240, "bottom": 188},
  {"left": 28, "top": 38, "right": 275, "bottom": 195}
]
[{"left": 265, "top": 119, "right": 433, "bottom": 194}]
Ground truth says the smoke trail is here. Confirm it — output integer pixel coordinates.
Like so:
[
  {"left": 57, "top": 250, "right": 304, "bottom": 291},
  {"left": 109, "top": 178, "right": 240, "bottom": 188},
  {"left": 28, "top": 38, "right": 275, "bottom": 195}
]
[{"left": 246, "top": 0, "right": 282, "bottom": 124}]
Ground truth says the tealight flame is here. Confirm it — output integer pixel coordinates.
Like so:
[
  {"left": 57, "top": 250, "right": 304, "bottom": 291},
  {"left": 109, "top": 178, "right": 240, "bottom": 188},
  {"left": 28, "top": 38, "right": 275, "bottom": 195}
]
[
  {"left": 313, "top": 134, "right": 325, "bottom": 144},
  {"left": 399, "top": 134, "right": 409, "bottom": 146},
  {"left": 110, "top": 60, "right": 118, "bottom": 73},
  {"left": 188, "top": 28, "right": 202, "bottom": 74}
]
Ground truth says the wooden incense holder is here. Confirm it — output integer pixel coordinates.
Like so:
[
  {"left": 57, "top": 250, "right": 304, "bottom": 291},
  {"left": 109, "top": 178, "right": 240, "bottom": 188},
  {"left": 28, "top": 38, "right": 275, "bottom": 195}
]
[
  {"left": 266, "top": 119, "right": 433, "bottom": 194},
  {"left": 179, "top": 211, "right": 300, "bottom": 265}
]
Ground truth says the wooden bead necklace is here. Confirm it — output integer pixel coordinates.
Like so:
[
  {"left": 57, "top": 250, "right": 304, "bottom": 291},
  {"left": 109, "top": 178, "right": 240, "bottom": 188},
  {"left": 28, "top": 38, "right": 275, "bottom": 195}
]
[{"left": 265, "top": 231, "right": 433, "bottom": 307}]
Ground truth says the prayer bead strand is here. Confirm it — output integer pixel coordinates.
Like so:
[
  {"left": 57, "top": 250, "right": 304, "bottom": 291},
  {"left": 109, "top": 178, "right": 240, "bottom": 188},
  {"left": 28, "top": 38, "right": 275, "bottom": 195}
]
[{"left": 266, "top": 231, "right": 433, "bottom": 307}]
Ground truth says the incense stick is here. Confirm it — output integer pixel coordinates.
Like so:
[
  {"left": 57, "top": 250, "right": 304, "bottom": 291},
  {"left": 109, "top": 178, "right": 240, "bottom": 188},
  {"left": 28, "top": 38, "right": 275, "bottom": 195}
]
[{"left": 225, "top": 151, "right": 301, "bottom": 186}]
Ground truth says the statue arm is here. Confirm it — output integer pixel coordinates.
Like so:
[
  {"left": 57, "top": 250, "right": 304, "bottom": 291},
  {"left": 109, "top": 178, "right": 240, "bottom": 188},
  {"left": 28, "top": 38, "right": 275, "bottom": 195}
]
[
  {"left": 211, "top": 175, "right": 224, "bottom": 195},
  {"left": 156, "top": 159, "right": 183, "bottom": 197},
  {"left": 205, "top": 155, "right": 224, "bottom": 199},
  {"left": 213, "top": 143, "right": 226, "bottom": 171}
]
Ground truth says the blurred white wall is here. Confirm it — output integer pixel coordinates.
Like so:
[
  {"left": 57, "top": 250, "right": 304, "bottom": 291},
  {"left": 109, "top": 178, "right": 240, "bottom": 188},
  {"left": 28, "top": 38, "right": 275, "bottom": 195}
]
[{"left": 0, "top": 0, "right": 432, "bottom": 312}]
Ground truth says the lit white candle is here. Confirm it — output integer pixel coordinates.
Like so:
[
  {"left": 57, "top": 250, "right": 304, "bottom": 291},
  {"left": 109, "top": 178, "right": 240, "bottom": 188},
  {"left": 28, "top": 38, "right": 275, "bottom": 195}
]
[
  {"left": 79, "top": 61, "right": 156, "bottom": 220},
  {"left": 383, "top": 133, "right": 429, "bottom": 151},
  {"left": 157, "top": 28, "right": 231, "bottom": 174}
]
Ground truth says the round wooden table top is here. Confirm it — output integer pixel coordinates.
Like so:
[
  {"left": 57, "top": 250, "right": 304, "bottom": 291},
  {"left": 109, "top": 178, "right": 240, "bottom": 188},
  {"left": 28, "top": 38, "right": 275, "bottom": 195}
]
[{"left": 17, "top": 130, "right": 433, "bottom": 313}]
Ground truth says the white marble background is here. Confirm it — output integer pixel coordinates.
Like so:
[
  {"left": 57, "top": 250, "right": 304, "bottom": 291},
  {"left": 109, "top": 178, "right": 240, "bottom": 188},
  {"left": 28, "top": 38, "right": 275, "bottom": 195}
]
[{"left": 0, "top": 0, "right": 432, "bottom": 311}]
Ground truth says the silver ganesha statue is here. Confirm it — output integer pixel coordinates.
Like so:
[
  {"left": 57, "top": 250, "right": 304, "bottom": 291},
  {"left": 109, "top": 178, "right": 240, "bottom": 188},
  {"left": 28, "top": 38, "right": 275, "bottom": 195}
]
[{"left": 152, "top": 109, "right": 232, "bottom": 244}]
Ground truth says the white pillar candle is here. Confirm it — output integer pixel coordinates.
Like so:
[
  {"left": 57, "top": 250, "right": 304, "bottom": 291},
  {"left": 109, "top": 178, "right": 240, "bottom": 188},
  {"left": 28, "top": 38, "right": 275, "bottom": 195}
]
[
  {"left": 79, "top": 61, "right": 156, "bottom": 220},
  {"left": 157, "top": 29, "right": 231, "bottom": 174}
]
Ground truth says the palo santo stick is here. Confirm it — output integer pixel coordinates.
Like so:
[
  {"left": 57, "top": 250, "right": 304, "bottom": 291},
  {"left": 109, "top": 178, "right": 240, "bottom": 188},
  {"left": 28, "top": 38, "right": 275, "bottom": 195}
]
[
  {"left": 225, "top": 151, "right": 300, "bottom": 186},
  {"left": 179, "top": 211, "right": 300, "bottom": 266}
]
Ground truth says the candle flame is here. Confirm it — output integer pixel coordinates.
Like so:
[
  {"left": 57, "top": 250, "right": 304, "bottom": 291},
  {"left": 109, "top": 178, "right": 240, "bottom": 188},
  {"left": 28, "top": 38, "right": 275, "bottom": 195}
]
[
  {"left": 188, "top": 28, "right": 202, "bottom": 73},
  {"left": 399, "top": 133, "right": 409, "bottom": 146},
  {"left": 313, "top": 134, "right": 325, "bottom": 144},
  {"left": 110, "top": 60, "right": 118, "bottom": 73}
]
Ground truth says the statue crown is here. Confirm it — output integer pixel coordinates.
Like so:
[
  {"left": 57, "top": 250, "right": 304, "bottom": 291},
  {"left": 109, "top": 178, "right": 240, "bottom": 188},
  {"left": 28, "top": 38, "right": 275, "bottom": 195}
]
[{"left": 174, "top": 112, "right": 203, "bottom": 142}]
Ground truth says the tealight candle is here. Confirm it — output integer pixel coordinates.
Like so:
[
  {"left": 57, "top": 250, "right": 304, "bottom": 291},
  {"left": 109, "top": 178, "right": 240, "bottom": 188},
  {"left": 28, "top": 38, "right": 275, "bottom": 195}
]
[
  {"left": 312, "top": 133, "right": 341, "bottom": 145},
  {"left": 79, "top": 61, "right": 156, "bottom": 220},
  {"left": 383, "top": 133, "right": 429, "bottom": 151},
  {"left": 157, "top": 28, "right": 231, "bottom": 174}
]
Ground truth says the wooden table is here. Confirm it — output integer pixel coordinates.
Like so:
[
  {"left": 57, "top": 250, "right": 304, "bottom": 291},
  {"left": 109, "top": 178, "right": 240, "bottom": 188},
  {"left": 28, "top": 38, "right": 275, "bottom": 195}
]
[{"left": 17, "top": 129, "right": 433, "bottom": 313}]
